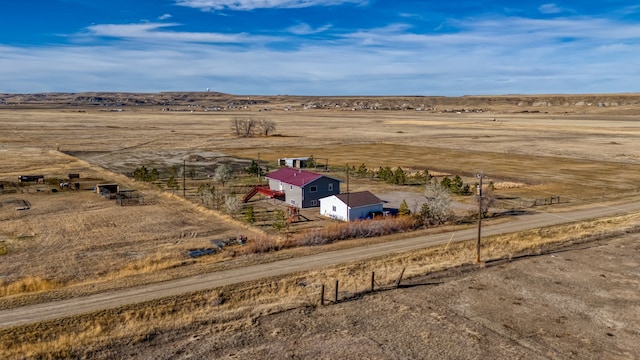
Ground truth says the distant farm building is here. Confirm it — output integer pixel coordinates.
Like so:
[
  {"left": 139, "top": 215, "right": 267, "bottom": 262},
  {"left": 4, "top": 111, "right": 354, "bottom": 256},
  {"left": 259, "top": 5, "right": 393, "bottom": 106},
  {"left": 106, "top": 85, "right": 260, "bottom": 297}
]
[
  {"left": 278, "top": 157, "right": 328, "bottom": 170},
  {"left": 262, "top": 168, "right": 341, "bottom": 208},
  {"left": 96, "top": 184, "right": 120, "bottom": 199},
  {"left": 278, "top": 157, "right": 311, "bottom": 168},
  {"left": 320, "top": 191, "right": 384, "bottom": 222},
  {"left": 18, "top": 175, "right": 44, "bottom": 183}
]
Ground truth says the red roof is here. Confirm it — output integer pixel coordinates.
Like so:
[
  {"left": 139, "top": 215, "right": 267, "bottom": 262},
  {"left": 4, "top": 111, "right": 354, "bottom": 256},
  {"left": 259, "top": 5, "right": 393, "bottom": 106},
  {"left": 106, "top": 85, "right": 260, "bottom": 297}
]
[{"left": 266, "top": 168, "right": 330, "bottom": 187}]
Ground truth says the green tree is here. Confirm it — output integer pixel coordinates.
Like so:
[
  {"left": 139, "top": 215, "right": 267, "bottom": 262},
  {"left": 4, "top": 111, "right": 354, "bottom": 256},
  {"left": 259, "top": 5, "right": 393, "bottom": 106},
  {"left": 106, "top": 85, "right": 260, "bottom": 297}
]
[
  {"left": 272, "top": 209, "right": 287, "bottom": 231},
  {"left": 378, "top": 166, "right": 393, "bottom": 182},
  {"left": 245, "top": 205, "right": 255, "bottom": 223},
  {"left": 246, "top": 160, "right": 261, "bottom": 176},
  {"left": 418, "top": 202, "right": 431, "bottom": 222},
  {"left": 451, "top": 175, "right": 464, "bottom": 193},
  {"left": 393, "top": 167, "right": 407, "bottom": 185},
  {"left": 150, "top": 168, "right": 159, "bottom": 182},
  {"left": 133, "top": 165, "right": 159, "bottom": 182},
  {"left": 356, "top": 163, "right": 369, "bottom": 178},
  {"left": 167, "top": 175, "right": 178, "bottom": 193},
  {"left": 398, "top": 199, "right": 410, "bottom": 216},
  {"left": 305, "top": 155, "right": 316, "bottom": 169},
  {"left": 440, "top": 176, "right": 452, "bottom": 190}
]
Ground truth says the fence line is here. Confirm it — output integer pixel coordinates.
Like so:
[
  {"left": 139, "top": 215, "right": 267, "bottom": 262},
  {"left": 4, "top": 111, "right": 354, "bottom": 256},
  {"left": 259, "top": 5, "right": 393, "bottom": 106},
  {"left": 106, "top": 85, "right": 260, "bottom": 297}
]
[{"left": 319, "top": 268, "right": 407, "bottom": 305}]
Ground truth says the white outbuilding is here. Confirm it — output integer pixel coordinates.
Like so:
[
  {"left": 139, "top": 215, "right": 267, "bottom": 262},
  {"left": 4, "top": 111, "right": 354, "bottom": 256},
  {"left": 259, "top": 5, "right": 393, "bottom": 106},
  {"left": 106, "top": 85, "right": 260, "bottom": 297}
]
[{"left": 320, "top": 191, "right": 384, "bottom": 222}]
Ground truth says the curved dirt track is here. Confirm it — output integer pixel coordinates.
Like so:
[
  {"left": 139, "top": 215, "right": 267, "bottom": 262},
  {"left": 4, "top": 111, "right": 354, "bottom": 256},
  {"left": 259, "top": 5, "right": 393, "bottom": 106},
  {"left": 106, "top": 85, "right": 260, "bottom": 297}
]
[{"left": 1, "top": 200, "right": 640, "bottom": 328}]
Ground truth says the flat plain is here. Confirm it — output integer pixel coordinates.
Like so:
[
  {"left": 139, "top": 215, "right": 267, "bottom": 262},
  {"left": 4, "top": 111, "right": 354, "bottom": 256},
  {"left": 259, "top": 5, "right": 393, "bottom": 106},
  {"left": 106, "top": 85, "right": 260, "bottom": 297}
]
[{"left": 0, "top": 93, "right": 639, "bottom": 358}]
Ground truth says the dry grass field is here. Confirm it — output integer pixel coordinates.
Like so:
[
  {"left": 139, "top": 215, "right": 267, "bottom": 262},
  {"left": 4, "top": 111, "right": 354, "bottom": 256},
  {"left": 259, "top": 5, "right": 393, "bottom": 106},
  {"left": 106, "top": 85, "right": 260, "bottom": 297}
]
[{"left": 1, "top": 93, "right": 640, "bottom": 358}]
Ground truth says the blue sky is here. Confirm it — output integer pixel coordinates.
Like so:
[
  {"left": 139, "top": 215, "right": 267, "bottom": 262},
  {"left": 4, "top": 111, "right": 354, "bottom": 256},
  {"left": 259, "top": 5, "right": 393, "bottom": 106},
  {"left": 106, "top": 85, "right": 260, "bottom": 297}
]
[{"left": 1, "top": 0, "right": 639, "bottom": 95}]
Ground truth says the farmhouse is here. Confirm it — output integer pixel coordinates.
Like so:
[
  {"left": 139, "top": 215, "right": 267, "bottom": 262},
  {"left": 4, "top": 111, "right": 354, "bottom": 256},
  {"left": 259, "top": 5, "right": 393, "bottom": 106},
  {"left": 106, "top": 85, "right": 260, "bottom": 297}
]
[
  {"left": 265, "top": 168, "right": 341, "bottom": 208},
  {"left": 320, "top": 191, "right": 384, "bottom": 222}
]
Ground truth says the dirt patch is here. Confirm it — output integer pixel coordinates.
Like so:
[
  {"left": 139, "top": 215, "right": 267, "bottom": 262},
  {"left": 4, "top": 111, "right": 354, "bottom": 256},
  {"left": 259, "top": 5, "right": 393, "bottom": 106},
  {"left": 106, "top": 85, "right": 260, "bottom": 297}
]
[{"left": 90, "top": 233, "right": 640, "bottom": 359}]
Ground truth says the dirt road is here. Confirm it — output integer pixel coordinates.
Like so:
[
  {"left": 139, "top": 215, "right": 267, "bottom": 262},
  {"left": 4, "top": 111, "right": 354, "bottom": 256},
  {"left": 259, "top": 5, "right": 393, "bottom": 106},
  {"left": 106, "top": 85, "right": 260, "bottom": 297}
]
[{"left": 2, "top": 200, "right": 640, "bottom": 328}]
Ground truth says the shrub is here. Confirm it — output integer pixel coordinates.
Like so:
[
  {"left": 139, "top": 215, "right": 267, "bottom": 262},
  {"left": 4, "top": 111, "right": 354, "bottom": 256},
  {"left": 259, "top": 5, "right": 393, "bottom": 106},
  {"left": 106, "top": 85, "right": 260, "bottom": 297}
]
[
  {"left": 295, "top": 217, "right": 417, "bottom": 246},
  {"left": 243, "top": 236, "right": 280, "bottom": 254},
  {"left": 245, "top": 205, "right": 255, "bottom": 223},
  {"left": 133, "top": 166, "right": 159, "bottom": 182},
  {"left": 272, "top": 210, "right": 287, "bottom": 232},
  {"left": 398, "top": 199, "right": 410, "bottom": 216}
]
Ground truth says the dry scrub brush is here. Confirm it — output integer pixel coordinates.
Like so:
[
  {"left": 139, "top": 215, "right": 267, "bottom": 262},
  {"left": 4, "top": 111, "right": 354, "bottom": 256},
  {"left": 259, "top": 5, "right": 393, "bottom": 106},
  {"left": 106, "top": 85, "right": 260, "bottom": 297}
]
[{"left": 295, "top": 217, "right": 418, "bottom": 246}]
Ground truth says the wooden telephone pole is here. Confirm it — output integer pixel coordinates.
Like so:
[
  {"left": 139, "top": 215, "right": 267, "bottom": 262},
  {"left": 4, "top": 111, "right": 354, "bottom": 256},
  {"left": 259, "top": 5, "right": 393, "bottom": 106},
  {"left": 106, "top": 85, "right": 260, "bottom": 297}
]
[{"left": 476, "top": 172, "right": 484, "bottom": 263}]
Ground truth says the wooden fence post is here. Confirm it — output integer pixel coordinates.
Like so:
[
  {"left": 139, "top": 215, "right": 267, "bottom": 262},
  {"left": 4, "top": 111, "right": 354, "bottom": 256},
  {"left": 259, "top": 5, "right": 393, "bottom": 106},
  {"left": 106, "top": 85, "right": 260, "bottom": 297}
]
[
  {"left": 371, "top": 271, "right": 375, "bottom": 292},
  {"left": 320, "top": 284, "right": 325, "bottom": 306},
  {"left": 395, "top": 268, "right": 405, "bottom": 288},
  {"left": 334, "top": 280, "right": 339, "bottom": 303}
]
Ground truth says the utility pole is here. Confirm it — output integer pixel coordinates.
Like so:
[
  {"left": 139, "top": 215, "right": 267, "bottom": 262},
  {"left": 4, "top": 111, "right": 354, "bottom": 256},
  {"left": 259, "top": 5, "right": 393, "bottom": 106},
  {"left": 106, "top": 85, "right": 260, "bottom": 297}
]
[
  {"left": 183, "top": 159, "right": 186, "bottom": 198},
  {"left": 476, "top": 172, "right": 484, "bottom": 263},
  {"left": 346, "top": 164, "right": 350, "bottom": 222},
  {"left": 257, "top": 152, "right": 261, "bottom": 183}
]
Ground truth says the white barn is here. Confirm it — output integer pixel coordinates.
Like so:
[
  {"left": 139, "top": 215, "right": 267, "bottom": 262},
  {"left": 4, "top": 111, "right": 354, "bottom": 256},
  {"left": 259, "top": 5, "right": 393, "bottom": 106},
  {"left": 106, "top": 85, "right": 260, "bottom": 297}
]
[{"left": 320, "top": 191, "right": 384, "bottom": 222}]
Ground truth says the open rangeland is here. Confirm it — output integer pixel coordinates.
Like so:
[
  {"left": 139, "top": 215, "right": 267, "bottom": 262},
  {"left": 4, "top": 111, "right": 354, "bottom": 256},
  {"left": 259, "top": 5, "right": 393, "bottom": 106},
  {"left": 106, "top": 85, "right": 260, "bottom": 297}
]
[{"left": 0, "top": 93, "right": 639, "bottom": 358}]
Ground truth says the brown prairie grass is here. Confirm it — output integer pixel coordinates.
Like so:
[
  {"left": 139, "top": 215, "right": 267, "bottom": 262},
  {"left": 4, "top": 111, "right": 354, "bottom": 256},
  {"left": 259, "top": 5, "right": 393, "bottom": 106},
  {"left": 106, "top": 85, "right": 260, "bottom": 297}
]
[
  {"left": 3, "top": 211, "right": 639, "bottom": 359},
  {"left": 0, "top": 276, "right": 59, "bottom": 298}
]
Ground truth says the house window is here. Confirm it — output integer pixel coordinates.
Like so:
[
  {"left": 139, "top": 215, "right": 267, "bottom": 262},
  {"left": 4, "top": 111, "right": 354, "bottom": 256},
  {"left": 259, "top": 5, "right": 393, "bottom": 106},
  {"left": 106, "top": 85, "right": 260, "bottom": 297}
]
[
  {"left": 290, "top": 199, "right": 295, "bottom": 205},
  {"left": 328, "top": 183, "right": 334, "bottom": 191},
  {"left": 290, "top": 185, "right": 293, "bottom": 190},
  {"left": 310, "top": 185, "right": 317, "bottom": 193},
  {"left": 310, "top": 200, "right": 318, "bottom": 206},
  {"left": 332, "top": 205, "right": 337, "bottom": 211}
]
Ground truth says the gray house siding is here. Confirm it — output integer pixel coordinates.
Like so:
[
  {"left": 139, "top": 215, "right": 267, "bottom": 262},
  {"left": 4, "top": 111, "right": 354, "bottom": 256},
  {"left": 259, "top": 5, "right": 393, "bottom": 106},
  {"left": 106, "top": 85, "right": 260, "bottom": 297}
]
[{"left": 301, "top": 177, "right": 340, "bottom": 208}]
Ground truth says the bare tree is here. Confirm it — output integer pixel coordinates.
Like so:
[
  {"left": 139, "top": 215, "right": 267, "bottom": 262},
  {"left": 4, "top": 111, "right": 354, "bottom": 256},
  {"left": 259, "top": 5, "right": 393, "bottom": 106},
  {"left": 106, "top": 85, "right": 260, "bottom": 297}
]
[
  {"left": 230, "top": 118, "right": 256, "bottom": 137},
  {"left": 479, "top": 186, "right": 496, "bottom": 218},
  {"left": 224, "top": 195, "right": 242, "bottom": 216},
  {"left": 258, "top": 119, "right": 276, "bottom": 136},
  {"left": 424, "top": 182, "right": 453, "bottom": 225},
  {"left": 213, "top": 163, "right": 233, "bottom": 187},
  {"left": 231, "top": 119, "right": 242, "bottom": 137},
  {"left": 196, "top": 184, "right": 216, "bottom": 206}
]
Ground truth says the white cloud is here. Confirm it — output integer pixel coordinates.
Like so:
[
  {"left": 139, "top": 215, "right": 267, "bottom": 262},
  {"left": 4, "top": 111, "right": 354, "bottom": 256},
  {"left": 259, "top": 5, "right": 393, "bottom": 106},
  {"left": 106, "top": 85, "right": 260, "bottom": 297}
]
[
  {"left": 158, "top": 13, "right": 173, "bottom": 20},
  {"left": 538, "top": 3, "right": 563, "bottom": 14},
  {"left": 85, "top": 23, "right": 269, "bottom": 44},
  {"left": 175, "top": 0, "right": 368, "bottom": 11},
  {"left": 2, "top": 13, "right": 640, "bottom": 95},
  {"left": 287, "top": 23, "right": 332, "bottom": 35}
]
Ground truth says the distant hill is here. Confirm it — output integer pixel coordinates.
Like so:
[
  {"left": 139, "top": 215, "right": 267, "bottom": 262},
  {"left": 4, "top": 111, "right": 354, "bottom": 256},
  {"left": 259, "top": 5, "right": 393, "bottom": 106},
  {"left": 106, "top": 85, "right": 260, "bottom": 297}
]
[{"left": 1, "top": 92, "right": 638, "bottom": 114}]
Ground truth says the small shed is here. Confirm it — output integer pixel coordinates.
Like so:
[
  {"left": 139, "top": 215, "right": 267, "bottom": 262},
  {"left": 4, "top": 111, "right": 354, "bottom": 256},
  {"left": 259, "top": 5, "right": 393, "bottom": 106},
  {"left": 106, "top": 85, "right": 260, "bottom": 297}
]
[
  {"left": 278, "top": 157, "right": 311, "bottom": 168},
  {"left": 96, "top": 184, "right": 119, "bottom": 198},
  {"left": 320, "top": 191, "right": 384, "bottom": 222}
]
